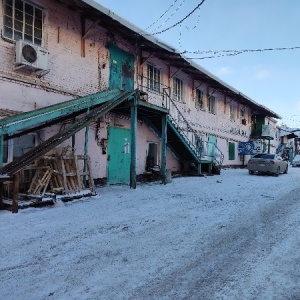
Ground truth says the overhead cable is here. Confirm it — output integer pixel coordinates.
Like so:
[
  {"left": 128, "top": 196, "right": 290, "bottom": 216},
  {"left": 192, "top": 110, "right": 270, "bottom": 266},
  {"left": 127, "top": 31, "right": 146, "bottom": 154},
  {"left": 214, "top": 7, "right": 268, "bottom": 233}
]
[
  {"left": 145, "top": 0, "right": 180, "bottom": 31},
  {"left": 181, "top": 46, "right": 300, "bottom": 59},
  {"left": 149, "top": 0, "right": 206, "bottom": 35},
  {"left": 185, "top": 5, "right": 202, "bottom": 30},
  {"left": 150, "top": 0, "right": 186, "bottom": 34}
]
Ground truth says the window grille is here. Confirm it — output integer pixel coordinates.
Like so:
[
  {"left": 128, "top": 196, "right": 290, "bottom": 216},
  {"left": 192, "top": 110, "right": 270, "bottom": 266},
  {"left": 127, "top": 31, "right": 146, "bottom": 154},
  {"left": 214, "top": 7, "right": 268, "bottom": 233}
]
[
  {"left": 195, "top": 89, "right": 204, "bottom": 110},
  {"left": 147, "top": 64, "right": 161, "bottom": 92},
  {"left": 173, "top": 77, "right": 183, "bottom": 102}
]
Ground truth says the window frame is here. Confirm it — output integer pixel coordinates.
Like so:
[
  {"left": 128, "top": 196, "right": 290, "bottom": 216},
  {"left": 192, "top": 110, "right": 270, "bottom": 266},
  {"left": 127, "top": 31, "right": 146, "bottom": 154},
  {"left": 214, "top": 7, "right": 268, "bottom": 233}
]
[
  {"left": 229, "top": 104, "right": 235, "bottom": 121},
  {"left": 208, "top": 95, "right": 216, "bottom": 114},
  {"left": 195, "top": 88, "right": 204, "bottom": 110},
  {"left": 147, "top": 64, "right": 161, "bottom": 93},
  {"left": 172, "top": 77, "right": 183, "bottom": 102},
  {"left": 2, "top": 133, "right": 37, "bottom": 165},
  {"left": 240, "top": 108, "right": 247, "bottom": 124},
  {"left": 3, "top": 0, "right": 44, "bottom": 46}
]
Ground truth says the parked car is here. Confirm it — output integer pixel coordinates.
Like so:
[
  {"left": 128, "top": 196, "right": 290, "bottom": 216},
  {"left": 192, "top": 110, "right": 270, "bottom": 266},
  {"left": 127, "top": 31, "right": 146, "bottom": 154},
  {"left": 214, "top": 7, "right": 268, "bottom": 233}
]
[
  {"left": 291, "top": 154, "right": 300, "bottom": 167},
  {"left": 247, "top": 153, "right": 288, "bottom": 176}
]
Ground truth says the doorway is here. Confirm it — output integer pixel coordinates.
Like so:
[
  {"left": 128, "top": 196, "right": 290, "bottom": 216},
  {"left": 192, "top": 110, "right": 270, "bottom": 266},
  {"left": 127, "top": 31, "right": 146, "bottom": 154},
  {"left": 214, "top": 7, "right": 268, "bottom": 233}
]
[
  {"left": 109, "top": 44, "right": 134, "bottom": 92},
  {"left": 107, "top": 127, "right": 131, "bottom": 185}
]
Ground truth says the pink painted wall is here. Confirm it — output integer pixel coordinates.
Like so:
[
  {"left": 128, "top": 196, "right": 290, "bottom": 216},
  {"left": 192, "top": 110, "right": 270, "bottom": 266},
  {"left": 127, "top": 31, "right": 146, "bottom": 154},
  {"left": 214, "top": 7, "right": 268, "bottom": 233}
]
[{"left": 0, "top": 0, "right": 272, "bottom": 178}]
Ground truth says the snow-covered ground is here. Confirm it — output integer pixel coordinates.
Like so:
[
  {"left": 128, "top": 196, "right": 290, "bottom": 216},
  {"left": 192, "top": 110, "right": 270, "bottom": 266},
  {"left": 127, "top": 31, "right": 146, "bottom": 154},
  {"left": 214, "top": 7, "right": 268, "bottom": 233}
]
[{"left": 1, "top": 167, "right": 300, "bottom": 300}]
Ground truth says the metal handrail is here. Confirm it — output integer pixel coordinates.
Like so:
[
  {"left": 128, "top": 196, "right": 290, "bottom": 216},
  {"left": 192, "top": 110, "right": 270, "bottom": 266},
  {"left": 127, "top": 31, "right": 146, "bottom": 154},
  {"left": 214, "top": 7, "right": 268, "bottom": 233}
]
[
  {"left": 138, "top": 76, "right": 170, "bottom": 109},
  {"left": 168, "top": 94, "right": 224, "bottom": 170},
  {"left": 137, "top": 76, "right": 224, "bottom": 170}
]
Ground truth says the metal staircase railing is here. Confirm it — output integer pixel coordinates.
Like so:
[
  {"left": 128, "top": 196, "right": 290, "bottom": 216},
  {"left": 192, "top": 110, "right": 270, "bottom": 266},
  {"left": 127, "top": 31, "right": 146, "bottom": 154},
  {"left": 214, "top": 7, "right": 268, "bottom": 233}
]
[
  {"left": 276, "top": 143, "right": 287, "bottom": 155},
  {"left": 138, "top": 74, "right": 225, "bottom": 171},
  {"left": 165, "top": 89, "right": 224, "bottom": 172},
  {"left": 0, "top": 90, "right": 136, "bottom": 176}
]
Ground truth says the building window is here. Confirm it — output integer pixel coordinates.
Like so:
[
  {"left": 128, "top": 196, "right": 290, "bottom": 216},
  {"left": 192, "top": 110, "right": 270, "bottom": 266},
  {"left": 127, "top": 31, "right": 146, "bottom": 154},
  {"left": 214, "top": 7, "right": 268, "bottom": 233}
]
[
  {"left": 173, "top": 77, "right": 183, "bottom": 102},
  {"left": 229, "top": 104, "right": 235, "bottom": 121},
  {"left": 13, "top": 134, "right": 36, "bottom": 160},
  {"left": 2, "top": 133, "right": 36, "bottom": 165},
  {"left": 208, "top": 95, "right": 216, "bottom": 114},
  {"left": 240, "top": 108, "right": 247, "bottom": 124},
  {"left": 147, "top": 64, "right": 161, "bottom": 93},
  {"left": 195, "top": 89, "right": 204, "bottom": 110},
  {"left": 3, "top": 0, "right": 43, "bottom": 46},
  {"left": 229, "top": 142, "right": 235, "bottom": 160},
  {"left": 240, "top": 108, "right": 245, "bottom": 119}
]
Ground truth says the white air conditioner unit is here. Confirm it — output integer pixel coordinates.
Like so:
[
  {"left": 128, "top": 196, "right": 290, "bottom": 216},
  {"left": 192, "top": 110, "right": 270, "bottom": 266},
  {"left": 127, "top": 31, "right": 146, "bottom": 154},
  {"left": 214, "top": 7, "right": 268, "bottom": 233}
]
[{"left": 15, "top": 40, "right": 48, "bottom": 71}]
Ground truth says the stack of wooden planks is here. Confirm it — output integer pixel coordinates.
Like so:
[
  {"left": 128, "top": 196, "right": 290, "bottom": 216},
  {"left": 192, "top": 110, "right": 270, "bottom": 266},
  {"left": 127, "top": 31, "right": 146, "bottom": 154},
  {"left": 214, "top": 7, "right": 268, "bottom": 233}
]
[{"left": 27, "top": 154, "right": 95, "bottom": 196}]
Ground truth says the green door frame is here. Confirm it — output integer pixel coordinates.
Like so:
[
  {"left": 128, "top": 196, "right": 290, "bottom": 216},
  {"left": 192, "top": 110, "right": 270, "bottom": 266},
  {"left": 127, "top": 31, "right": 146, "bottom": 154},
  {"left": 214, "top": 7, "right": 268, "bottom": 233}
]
[
  {"left": 107, "top": 127, "right": 131, "bottom": 185},
  {"left": 109, "top": 44, "right": 134, "bottom": 92}
]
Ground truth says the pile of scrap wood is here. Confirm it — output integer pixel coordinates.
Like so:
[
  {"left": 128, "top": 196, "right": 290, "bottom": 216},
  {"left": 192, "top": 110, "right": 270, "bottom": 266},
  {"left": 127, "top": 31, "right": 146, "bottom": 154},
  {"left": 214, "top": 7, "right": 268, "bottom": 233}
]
[{"left": 26, "top": 152, "right": 95, "bottom": 198}]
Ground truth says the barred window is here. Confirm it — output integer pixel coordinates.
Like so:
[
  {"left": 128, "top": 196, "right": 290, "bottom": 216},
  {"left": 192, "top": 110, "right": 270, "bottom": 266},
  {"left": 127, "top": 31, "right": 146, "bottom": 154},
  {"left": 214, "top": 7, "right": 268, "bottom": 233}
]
[
  {"left": 195, "top": 89, "right": 204, "bottom": 110},
  {"left": 147, "top": 64, "right": 161, "bottom": 92},
  {"left": 3, "top": 0, "right": 43, "bottom": 45},
  {"left": 173, "top": 77, "right": 183, "bottom": 102}
]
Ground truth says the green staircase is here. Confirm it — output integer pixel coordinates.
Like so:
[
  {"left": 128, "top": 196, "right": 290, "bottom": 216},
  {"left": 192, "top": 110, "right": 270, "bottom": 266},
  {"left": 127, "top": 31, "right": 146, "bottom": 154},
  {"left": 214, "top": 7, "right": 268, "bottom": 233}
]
[
  {"left": 0, "top": 87, "right": 223, "bottom": 177},
  {"left": 0, "top": 90, "right": 136, "bottom": 175},
  {"left": 142, "top": 91, "right": 224, "bottom": 174}
]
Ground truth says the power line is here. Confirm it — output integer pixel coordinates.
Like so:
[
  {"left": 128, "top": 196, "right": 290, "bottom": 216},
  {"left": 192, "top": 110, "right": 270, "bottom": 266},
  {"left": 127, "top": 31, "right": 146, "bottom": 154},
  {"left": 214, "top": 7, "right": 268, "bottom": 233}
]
[
  {"left": 149, "top": 0, "right": 206, "bottom": 35},
  {"left": 145, "top": 0, "right": 180, "bottom": 31},
  {"left": 150, "top": 0, "right": 186, "bottom": 34},
  {"left": 185, "top": 5, "right": 202, "bottom": 30},
  {"left": 181, "top": 46, "right": 300, "bottom": 59}
]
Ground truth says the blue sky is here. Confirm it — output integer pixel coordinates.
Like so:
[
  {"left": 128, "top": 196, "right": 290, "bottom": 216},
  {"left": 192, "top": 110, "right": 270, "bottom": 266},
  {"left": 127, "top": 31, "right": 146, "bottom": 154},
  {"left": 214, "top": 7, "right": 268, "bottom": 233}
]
[{"left": 97, "top": 0, "right": 300, "bottom": 128}]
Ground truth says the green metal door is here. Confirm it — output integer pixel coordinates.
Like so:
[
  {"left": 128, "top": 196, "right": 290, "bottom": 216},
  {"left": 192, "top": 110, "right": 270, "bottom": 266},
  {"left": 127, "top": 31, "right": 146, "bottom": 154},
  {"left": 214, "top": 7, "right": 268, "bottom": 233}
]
[
  {"left": 207, "top": 135, "right": 217, "bottom": 162},
  {"left": 107, "top": 127, "right": 131, "bottom": 185},
  {"left": 109, "top": 44, "right": 134, "bottom": 92},
  {"left": 229, "top": 142, "right": 235, "bottom": 160}
]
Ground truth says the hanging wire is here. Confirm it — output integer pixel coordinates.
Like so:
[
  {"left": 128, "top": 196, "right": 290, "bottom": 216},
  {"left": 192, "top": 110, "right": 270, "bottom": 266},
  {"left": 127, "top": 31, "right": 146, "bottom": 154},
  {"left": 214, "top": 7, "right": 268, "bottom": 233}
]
[
  {"left": 178, "top": 23, "right": 182, "bottom": 49},
  {"left": 281, "top": 116, "right": 300, "bottom": 125},
  {"left": 150, "top": 0, "right": 187, "bottom": 34},
  {"left": 185, "top": 5, "right": 202, "bottom": 30},
  {"left": 181, "top": 46, "right": 300, "bottom": 59},
  {"left": 145, "top": 0, "right": 180, "bottom": 31},
  {"left": 149, "top": 0, "right": 206, "bottom": 35}
]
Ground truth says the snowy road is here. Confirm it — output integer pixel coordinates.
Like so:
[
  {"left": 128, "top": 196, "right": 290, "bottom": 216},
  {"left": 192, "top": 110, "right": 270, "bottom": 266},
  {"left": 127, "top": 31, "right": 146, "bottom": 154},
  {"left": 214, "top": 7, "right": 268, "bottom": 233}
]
[{"left": 1, "top": 167, "right": 300, "bottom": 299}]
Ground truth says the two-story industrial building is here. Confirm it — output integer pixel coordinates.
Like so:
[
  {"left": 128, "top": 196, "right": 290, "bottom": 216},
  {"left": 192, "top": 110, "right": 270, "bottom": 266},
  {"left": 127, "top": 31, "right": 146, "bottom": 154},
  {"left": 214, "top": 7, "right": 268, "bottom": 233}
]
[{"left": 0, "top": 0, "right": 281, "bottom": 209}]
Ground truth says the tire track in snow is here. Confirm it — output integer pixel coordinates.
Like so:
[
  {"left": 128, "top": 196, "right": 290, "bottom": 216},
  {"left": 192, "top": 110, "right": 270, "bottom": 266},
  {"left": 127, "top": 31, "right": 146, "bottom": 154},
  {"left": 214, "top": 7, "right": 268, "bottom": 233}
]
[{"left": 129, "top": 187, "right": 300, "bottom": 299}]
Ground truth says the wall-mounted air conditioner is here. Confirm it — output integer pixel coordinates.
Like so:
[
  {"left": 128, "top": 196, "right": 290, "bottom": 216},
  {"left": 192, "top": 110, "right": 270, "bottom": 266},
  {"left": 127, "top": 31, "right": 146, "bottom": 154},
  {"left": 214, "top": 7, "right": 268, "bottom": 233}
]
[{"left": 15, "top": 40, "right": 48, "bottom": 71}]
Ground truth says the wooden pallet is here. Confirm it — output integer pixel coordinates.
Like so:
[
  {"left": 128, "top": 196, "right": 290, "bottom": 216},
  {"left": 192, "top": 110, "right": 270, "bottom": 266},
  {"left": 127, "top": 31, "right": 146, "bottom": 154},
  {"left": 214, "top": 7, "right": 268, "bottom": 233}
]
[
  {"left": 42, "top": 154, "right": 94, "bottom": 194},
  {"left": 27, "top": 166, "right": 52, "bottom": 196}
]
